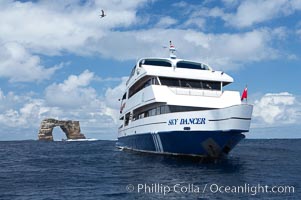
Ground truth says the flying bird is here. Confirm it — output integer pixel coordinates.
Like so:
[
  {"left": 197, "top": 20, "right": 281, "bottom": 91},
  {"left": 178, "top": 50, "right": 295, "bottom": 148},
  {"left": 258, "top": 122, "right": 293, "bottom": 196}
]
[{"left": 99, "top": 10, "right": 106, "bottom": 18}]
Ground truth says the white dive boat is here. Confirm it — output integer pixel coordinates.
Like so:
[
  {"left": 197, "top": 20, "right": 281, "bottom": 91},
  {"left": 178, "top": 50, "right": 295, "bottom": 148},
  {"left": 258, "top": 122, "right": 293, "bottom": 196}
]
[{"left": 116, "top": 42, "right": 253, "bottom": 158}]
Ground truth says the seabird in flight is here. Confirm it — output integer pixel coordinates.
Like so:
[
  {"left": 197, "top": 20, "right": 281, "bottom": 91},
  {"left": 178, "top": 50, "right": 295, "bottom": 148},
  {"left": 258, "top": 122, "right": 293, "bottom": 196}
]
[{"left": 99, "top": 10, "right": 106, "bottom": 18}]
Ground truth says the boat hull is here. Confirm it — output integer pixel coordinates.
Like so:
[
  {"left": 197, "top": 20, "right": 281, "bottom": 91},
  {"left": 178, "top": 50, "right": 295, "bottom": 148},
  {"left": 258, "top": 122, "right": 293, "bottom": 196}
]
[
  {"left": 117, "top": 130, "right": 245, "bottom": 158},
  {"left": 117, "top": 104, "right": 252, "bottom": 158}
]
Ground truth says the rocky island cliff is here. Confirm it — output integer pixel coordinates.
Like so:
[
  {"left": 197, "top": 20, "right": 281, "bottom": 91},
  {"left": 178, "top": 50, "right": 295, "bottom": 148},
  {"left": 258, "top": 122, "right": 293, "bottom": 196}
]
[{"left": 38, "top": 118, "right": 86, "bottom": 141}]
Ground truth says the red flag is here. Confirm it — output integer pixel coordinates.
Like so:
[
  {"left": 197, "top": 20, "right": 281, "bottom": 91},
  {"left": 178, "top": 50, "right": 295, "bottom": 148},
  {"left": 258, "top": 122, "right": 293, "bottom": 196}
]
[{"left": 241, "top": 87, "right": 248, "bottom": 101}]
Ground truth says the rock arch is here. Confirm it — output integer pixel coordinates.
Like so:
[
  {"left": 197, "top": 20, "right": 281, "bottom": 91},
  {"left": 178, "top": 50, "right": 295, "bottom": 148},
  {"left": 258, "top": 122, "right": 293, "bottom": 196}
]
[{"left": 38, "top": 118, "right": 86, "bottom": 141}]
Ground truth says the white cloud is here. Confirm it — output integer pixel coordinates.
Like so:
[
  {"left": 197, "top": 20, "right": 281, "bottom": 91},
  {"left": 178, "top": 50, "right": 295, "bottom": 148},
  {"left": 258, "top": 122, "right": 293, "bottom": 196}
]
[
  {"left": 253, "top": 92, "right": 301, "bottom": 126},
  {"left": 155, "top": 16, "right": 177, "bottom": 28},
  {"left": 222, "top": 0, "right": 241, "bottom": 7},
  {"left": 44, "top": 70, "right": 125, "bottom": 125},
  {"left": 0, "top": 0, "right": 290, "bottom": 72},
  {"left": 183, "top": 17, "right": 206, "bottom": 29},
  {"left": 104, "top": 77, "right": 127, "bottom": 122},
  {"left": 0, "top": 94, "right": 62, "bottom": 129},
  {"left": 0, "top": 90, "right": 26, "bottom": 112},
  {"left": 0, "top": 0, "right": 147, "bottom": 56},
  {"left": 202, "top": 29, "right": 277, "bottom": 66},
  {"left": 226, "top": 0, "right": 286, "bottom": 28},
  {"left": 172, "top": 1, "right": 189, "bottom": 8},
  {"left": 45, "top": 70, "right": 97, "bottom": 108},
  {"left": 0, "top": 89, "right": 3, "bottom": 100},
  {"left": 90, "top": 28, "right": 279, "bottom": 70},
  {"left": 0, "top": 42, "right": 59, "bottom": 82},
  {"left": 185, "top": 1, "right": 301, "bottom": 29},
  {"left": 221, "top": 0, "right": 301, "bottom": 28}
]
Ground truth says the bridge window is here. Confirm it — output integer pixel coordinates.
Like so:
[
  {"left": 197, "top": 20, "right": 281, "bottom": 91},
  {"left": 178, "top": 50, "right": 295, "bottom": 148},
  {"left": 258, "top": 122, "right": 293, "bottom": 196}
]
[
  {"left": 176, "top": 61, "right": 209, "bottom": 70},
  {"left": 129, "top": 76, "right": 159, "bottom": 98},
  {"left": 202, "top": 81, "right": 220, "bottom": 90},
  {"left": 159, "top": 77, "right": 221, "bottom": 90},
  {"left": 140, "top": 59, "right": 172, "bottom": 67},
  {"left": 160, "top": 77, "right": 180, "bottom": 87}
]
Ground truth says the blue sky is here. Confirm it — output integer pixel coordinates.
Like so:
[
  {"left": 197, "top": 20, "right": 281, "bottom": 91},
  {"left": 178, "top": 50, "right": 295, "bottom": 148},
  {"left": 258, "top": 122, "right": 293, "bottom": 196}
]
[{"left": 0, "top": 0, "right": 301, "bottom": 140}]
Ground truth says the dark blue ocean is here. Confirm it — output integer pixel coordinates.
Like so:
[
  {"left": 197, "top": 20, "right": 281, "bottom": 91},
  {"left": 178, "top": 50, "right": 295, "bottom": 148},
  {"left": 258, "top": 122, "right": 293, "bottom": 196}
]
[{"left": 0, "top": 139, "right": 300, "bottom": 200}]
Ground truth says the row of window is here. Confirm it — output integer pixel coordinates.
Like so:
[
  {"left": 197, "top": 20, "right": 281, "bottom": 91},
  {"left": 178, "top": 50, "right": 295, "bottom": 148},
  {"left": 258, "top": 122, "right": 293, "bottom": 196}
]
[
  {"left": 160, "top": 77, "right": 221, "bottom": 90},
  {"left": 136, "top": 105, "right": 169, "bottom": 120},
  {"left": 139, "top": 59, "right": 210, "bottom": 70},
  {"left": 129, "top": 77, "right": 158, "bottom": 98},
  {"left": 132, "top": 105, "right": 212, "bottom": 122},
  {"left": 128, "top": 76, "right": 221, "bottom": 99}
]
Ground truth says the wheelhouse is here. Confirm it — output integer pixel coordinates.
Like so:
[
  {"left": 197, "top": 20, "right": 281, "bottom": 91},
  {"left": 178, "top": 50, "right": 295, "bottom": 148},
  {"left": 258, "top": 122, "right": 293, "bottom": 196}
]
[{"left": 119, "top": 58, "right": 233, "bottom": 127}]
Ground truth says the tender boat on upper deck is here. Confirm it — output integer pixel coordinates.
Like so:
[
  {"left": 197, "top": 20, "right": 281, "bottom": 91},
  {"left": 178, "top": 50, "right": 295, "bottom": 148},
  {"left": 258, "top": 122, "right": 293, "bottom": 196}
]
[{"left": 116, "top": 42, "right": 253, "bottom": 158}]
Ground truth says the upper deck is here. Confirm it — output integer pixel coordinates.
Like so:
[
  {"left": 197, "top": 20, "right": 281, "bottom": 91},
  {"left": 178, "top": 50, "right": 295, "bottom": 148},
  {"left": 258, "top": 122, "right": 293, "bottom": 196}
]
[{"left": 126, "top": 57, "right": 234, "bottom": 89}]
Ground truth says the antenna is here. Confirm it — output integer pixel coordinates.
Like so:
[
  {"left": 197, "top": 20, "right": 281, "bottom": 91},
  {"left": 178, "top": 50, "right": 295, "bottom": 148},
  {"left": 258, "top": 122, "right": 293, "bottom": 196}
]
[{"left": 169, "top": 41, "right": 176, "bottom": 59}]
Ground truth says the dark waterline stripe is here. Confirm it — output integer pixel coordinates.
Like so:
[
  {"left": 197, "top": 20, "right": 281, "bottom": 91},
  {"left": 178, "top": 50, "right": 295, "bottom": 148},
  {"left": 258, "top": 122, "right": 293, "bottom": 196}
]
[{"left": 209, "top": 117, "right": 251, "bottom": 122}]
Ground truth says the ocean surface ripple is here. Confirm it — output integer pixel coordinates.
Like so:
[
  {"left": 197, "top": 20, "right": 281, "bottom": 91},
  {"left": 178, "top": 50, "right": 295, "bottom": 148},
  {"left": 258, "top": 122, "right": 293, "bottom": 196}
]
[{"left": 0, "top": 139, "right": 300, "bottom": 199}]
